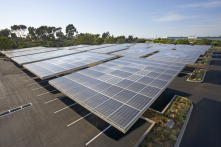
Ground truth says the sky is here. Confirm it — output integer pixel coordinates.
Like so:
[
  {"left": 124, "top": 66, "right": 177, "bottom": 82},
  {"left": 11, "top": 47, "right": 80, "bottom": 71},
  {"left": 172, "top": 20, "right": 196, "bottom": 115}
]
[{"left": 0, "top": 0, "right": 221, "bottom": 38}]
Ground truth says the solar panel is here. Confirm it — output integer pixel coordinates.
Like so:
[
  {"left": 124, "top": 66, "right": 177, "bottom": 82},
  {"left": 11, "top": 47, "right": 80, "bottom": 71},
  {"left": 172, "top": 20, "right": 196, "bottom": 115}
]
[
  {"left": 147, "top": 45, "right": 210, "bottom": 64},
  {"left": 11, "top": 50, "right": 81, "bottom": 65},
  {"left": 73, "top": 45, "right": 113, "bottom": 51},
  {"left": 49, "top": 57, "right": 185, "bottom": 133},
  {"left": 59, "top": 45, "right": 90, "bottom": 50},
  {"left": 5, "top": 48, "right": 59, "bottom": 58},
  {"left": 89, "top": 46, "right": 129, "bottom": 54},
  {"left": 23, "top": 52, "right": 116, "bottom": 79},
  {"left": 112, "top": 47, "right": 158, "bottom": 58},
  {"left": 1, "top": 46, "right": 46, "bottom": 54}
]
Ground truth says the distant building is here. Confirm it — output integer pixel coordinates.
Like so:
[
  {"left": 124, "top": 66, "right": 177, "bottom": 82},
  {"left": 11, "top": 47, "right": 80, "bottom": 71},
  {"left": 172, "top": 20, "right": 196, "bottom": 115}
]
[{"left": 162, "top": 37, "right": 188, "bottom": 40}]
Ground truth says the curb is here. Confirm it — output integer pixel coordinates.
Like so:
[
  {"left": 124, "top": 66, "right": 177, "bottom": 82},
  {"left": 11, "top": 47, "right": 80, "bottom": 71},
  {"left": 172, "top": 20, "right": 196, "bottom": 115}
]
[
  {"left": 134, "top": 116, "right": 155, "bottom": 147},
  {"left": 174, "top": 98, "right": 193, "bottom": 147},
  {"left": 186, "top": 69, "right": 206, "bottom": 83}
]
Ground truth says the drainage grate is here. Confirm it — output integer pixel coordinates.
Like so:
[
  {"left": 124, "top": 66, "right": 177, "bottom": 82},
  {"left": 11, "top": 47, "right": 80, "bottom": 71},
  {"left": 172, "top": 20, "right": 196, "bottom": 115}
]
[{"left": 0, "top": 103, "right": 32, "bottom": 117}]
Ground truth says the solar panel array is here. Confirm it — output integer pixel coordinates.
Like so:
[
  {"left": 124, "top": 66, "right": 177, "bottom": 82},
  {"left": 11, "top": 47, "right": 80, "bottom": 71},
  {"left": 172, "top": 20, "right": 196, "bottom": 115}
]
[
  {"left": 129, "top": 43, "right": 151, "bottom": 49},
  {"left": 1, "top": 46, "right": 46, "bottom": 54},
  {"left": 73, "top": 45, "right": 109, "bottom": 51},
  {"left": 49, "top": 57, "right": 185, "bottom": 133},
  {"left": 117, "top": 44, "right": 134, "bottom": 47},
  {"left": 100, "top": 44, "right": 117, "bottom": 47},
  {"left": 112, "top": 47, "right": 159, "bottom": 58},
  {"left": 5, "top": 48, "right": 59, "bottom": 58},
  {"left": 89, "top": 46, "right": 129, "bottom": 54},
  {"left": 59, "top": 45, "right": 90, "bottom": 50},
  {"left": 147, "top": 49, "right": 204, "bottom": 64},
  {"left": 24, "top": 52, "right": 116, "bottom": 79},
  {"left": 12, "top": 50, "right": 81, "bottom": 65}
]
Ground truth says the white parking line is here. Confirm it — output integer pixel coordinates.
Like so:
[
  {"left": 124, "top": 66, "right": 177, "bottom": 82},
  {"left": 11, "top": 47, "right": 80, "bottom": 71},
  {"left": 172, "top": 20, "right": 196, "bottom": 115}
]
[
  {"left": 86, "top": 125, "right": 111, "bottom": 145},
  {"left": 67, "top": 113, "right": 92, "bottom": 127},
  {"left": 37, "top": 90, "right": 57, "bottom": 96},
  {"left": 32, "top": 85, "right": 51, "bottom": 90},
  {"left": 44, "top": 96, "right": 66, "bottom": 104},
  {"left": 27, "top": 80, "right": 49, "bottom": 86},
  {"left": 54, "top": 103, "right": 77, "bottom": 113}
]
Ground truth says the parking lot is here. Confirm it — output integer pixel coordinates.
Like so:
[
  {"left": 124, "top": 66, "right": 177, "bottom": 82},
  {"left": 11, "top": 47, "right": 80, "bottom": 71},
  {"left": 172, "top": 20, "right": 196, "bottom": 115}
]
[
  {"left": 1, "top": 54, "right": 221, "bottom": 147},
  {"left": 0, "top": 58, "right": 153, "bottom": 147}
]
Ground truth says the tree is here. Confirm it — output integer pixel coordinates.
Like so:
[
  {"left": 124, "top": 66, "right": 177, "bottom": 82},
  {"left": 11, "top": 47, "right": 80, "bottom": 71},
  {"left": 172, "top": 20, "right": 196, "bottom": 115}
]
[
  {"left": 104, "top": 36, "right": 115, "bottom": 43},
  {"left": 196, "top": 38, "right": 211, "bottom": 45},
  {"left": 94, "top": 37, "right": 104, "bottom": 45},
  {"left": 0, "top": 29, "right": 11, "bottom": 37},
  {"left": 0, "top": 37, "right": 12, "bottom": 49},
  {"left": 127, "top": 35, "right": 133, "bottom": 43},
  {"left": 28, "top": 27, "right": 37, "bottom": 41},
  {"left": 19, "top": 25, "right": 27, "bottom": 37},
  {"left": 175, "top": 39, "right": 189, "bottom": 44},
  {"left": 117, "top": 38, "right": 125, "bottom": 44},
  {"left": 102, "top": 32, "right": 110, "bottom": 39},
  {"left": 66, "top": 24, "right": 77, "bottom": 40},
  {"left": 11, "top": 25, "right": 19, "bottom": 37},
  {"left": 193, "top": 41, "right": 197, "bottom": 45},
  {"left": 135, "top": 39, "right": 147, "bottom": 43},
  {"left": 47, "top": 41, "right": 53, "bottom": 47},
  {"left": 56, "top": 31, "right": 64, "bottom": 40},
  {"left": 212, "top": 42, "right": 218, "bottom": 46},
  {"left": 133, "top": 37, "right": 138, "bottom": 42},
  {"left": 74, "top": 34, "right": 95, "bottom": 45}
]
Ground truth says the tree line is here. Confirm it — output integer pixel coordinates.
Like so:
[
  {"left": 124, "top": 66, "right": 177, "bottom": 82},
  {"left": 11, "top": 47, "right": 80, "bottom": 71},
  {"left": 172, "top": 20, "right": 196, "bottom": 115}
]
[
  {"left": 0, "top": 24, "right": 148, "bottom": 50},
  {"left": 153, "top": 38, "right": 221, "bottom": 45}
]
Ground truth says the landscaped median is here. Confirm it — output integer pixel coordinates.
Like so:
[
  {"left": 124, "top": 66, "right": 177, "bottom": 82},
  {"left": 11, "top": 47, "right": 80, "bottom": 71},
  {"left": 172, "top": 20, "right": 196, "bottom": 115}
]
[
  {"left": 187, "top": 68, "right": 206, "bottom": 82},
  {"left": 139, "top": 96, "right": 193, "bottom": 147},
  {"left": 195, "top": 59, "right": 210, "bottom": 65},
  {"left": 203, "top": 52, "right": 212, "bottom": 58}
]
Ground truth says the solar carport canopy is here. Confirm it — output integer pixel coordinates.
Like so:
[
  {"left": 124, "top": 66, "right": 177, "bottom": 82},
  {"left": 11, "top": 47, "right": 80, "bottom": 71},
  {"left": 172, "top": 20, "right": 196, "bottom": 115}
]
[
  {"left": 1, "top": 46, "right": 46, "bottom": 54},
  {"left": 147, "top": 46, "right": 210, "bottom": 64},
  {"left": 60, "top": 45, "right": 90, "bottom": 50},
  {"left": 12, "top": 50, "right": 81, "bottom": 65},
  {"left": 5, "top": 48, "right": 59, "bottom": 58},
  {"left": 49, "top": 57, "right": 185, "bottom": 133},
  {"left": 73, "top": 45, "right": 111, "bottom": 51},
  {"left": 24, "top": 52, "right": 116, "bottom": 79},
  {"left": 112, "top": 47, "right": 159, "bottom": 58},
  {"left": 89, "top": 45, "right": 129, "bottom": 54}
]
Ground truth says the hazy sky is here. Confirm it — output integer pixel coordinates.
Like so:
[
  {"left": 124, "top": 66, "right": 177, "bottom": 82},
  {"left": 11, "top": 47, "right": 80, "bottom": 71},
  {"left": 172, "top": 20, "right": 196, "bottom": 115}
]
[{"left": 0, "top": 0, "right": 221, "bottom": 38}]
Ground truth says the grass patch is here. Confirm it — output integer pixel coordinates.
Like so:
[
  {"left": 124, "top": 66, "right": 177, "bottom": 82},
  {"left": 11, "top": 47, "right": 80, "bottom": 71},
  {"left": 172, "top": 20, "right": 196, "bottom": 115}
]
[
  {"left": 188, "top": 68, "right": 205, "bottom": 81},
  {"left": 140, "top": 96, "right": 190, "bottom": 147}
]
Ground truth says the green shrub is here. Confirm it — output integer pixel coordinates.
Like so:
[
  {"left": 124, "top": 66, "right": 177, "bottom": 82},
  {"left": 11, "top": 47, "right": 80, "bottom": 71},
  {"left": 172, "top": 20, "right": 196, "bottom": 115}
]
[
  {"left": 161, "top": 117, "right": 167, "bottom": 123},
  {"left": 157, "top": 121, "right": 162, "bottom": 127},
  {"left": 147, "top": 136, "right": 153, "bottom": 142},
  {"left": 169, "top": 134, "right": 177, "bottom": 141}
]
